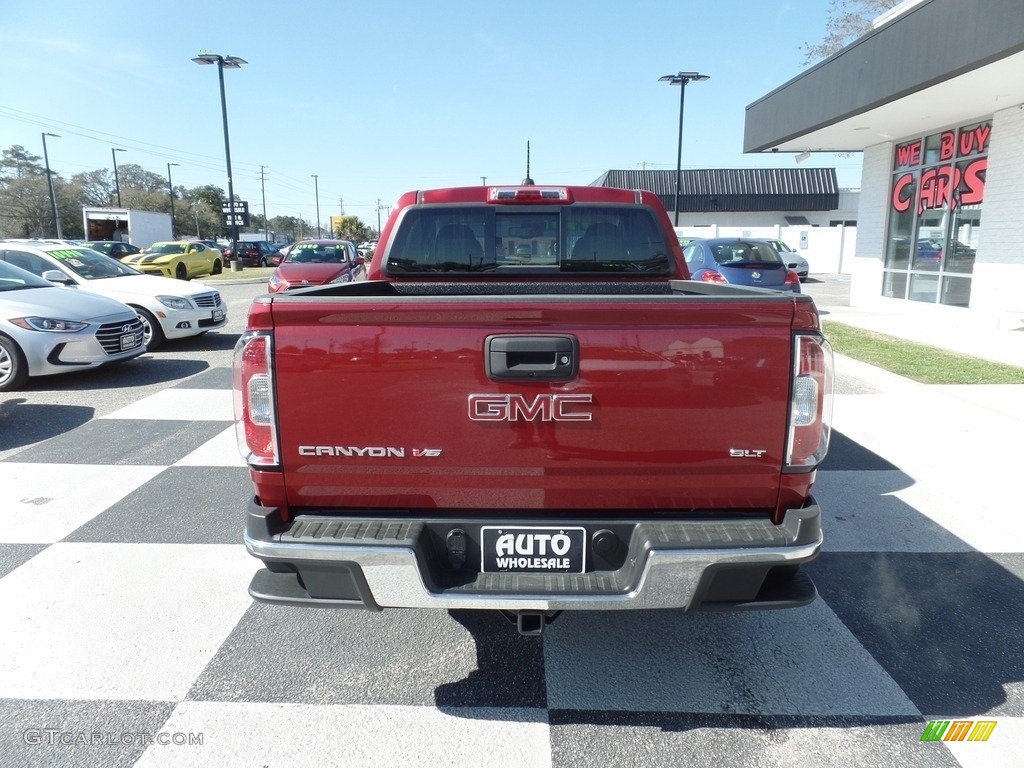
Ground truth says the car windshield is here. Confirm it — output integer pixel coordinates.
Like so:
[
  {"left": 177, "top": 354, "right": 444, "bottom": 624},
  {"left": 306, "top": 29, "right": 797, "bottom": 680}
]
[
  {"left": 287, "top": 243, "right": 348, "bottom": 263},
  {"left": 0, "top": 260, "right": 52, "bottom": 290},
  {"left": 45, "top": 247, "right": 142, "bottom": 280},
  {"left": 383, "top": 205, "right": 672, "bottom": 275},
  {"left": 710, "top": 242, "right": 783, "bottom": 265},
  {"left": 145, "top": 243, "right": 187, "bottom": 255}
]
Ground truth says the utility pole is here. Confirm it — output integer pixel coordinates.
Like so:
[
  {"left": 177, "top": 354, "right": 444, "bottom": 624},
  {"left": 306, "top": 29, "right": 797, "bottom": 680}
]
[
  {"left": 42, "top": 132, "right": 62, "bottom": 239},
  {"left": 376, "top": 199, "right": 390, "bottom": 237},
  {"left": 167, "top": 162, "right": 180, "bottom": 238},
  {"left": 312, "top": 175, "right": 321, "bottom": 238},
  {"left": 260, "top": 165, "right": 269, "bottom": 240},
  {"left": 111, "top": 147, "right": 126, "bottom": 207}
]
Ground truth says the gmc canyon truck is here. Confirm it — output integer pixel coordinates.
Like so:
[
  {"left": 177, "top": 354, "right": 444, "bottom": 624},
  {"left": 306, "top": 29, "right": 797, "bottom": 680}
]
[{"left": 233, "top": 184, "right": 833, "bottom": 635}]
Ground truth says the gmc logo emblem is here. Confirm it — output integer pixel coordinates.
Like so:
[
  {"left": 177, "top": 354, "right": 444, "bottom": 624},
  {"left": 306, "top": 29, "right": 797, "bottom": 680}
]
[{"left": 468, "top": 394, "right": 593, "bottom": 422}]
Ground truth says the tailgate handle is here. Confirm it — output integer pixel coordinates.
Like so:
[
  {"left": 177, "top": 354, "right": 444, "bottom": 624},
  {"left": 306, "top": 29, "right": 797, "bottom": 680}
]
[{"left": 485, "top": 335, "right": 578, "bottom": 381}]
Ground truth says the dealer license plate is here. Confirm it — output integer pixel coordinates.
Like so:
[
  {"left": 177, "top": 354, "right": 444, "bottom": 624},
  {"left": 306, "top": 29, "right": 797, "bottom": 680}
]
[
  {"left": 120, "top": 333, "right": 140, "bottom": 351},
  {"left": 212, "top": 309, "right": 225, "bottom": 322},
  {"left": 480, "top": 526, "right": 586, "bottom": 574}
]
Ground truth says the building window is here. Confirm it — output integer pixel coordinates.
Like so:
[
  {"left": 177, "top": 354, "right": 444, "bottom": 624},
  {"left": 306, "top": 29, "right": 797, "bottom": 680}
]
[{"left": 883, "top": 120, "right": 989, "bottom": 307}]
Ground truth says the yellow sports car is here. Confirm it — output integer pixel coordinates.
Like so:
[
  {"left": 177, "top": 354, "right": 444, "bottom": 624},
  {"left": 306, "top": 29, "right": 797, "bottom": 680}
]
[{"left": 123, "top": 241, "right": 223, "bottom": 280}]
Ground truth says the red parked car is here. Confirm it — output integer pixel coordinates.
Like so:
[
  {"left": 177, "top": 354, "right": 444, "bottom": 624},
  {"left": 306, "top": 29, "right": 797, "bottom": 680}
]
[{"left": 266, "top": 239, "right": 366, "bottom": 293}]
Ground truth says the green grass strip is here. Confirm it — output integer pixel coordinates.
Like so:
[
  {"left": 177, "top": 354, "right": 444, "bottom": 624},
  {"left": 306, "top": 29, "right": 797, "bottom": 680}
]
[{"left": 823, "top": 320, "right": 1024, "bottom": 385}]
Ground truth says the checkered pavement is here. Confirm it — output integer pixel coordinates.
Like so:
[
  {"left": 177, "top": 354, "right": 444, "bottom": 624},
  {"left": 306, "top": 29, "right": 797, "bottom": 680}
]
[{"left": 0, "top": 359, "right": 1020, "bottom": 767}]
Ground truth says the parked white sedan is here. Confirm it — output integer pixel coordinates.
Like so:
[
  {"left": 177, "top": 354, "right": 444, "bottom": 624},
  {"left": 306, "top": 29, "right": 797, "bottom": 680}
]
[
  {"left": 0, "top": 241, "right": 227, "bottom": 351},
  {"left": 0, "top": 259, "right": 145, "bottom": 391}
]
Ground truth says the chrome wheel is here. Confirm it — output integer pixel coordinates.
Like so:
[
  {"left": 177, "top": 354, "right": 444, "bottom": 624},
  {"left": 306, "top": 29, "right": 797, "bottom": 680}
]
[
  {"left": 134, "top": 308, "right": 165, "bottom": 351},
  {"left": 0, "top": 336, "right": 28, "bottom": 391}
]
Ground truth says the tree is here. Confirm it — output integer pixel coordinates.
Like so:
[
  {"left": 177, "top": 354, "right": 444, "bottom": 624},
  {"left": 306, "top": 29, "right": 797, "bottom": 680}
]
[
  {"left": 802, "top": 0, "right": 901, "bottom": 64},
  {"left": 70, "top": 169, "right": 116, "bottom": 207},
  {"left": 332, "top": 214, "right": 372, "bottom": 243},
  {"left": 0, "top": 146, "right": 55, "bottom": 238},
  {"left": 0, "top": 175, "right": 53, "bottom": 238},
  {"left": 0, "top": 145, "right": 45, "bottom": 179},
  {"left": 182, "top": 185, "right": 226, "bottom": 240},
  {"left": 267, "top": 215, "right": 306, "bottom": 242}
]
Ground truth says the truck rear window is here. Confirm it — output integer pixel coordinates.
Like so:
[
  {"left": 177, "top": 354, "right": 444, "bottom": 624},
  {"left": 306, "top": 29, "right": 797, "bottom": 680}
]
[{"left": 383, "top": 206, "right": 673, "bottom": 275}]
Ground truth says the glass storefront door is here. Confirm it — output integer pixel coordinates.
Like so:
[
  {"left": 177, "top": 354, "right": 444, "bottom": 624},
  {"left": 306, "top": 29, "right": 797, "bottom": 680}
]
[{"left": 883, "top": 120, "right": 989, "bottom": 308}]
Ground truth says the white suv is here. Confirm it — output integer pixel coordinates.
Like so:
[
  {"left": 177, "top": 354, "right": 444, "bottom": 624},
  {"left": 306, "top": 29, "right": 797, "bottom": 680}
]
[{"left": 0, "top": 241, "right": 227, "bottom": 351}]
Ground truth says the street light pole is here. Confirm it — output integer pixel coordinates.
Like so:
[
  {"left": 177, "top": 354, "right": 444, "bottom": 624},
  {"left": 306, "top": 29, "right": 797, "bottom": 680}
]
[
  {"left": 41, "top": 132, "right": 62, "bottom": 239},
  {"left": 111, "top": 147, "right": 126, "bottom": 207},
  {"left": 312, "top": 175, "right": 321, "bottom": 238},
  {"left": 658, "top": 71, "right": 709, "bottom": 226},
  {"left": 192, "top": 52, "right": 247, "bottom": 266},
  {"left": 167, "top": 162, "right": 180, "bottom": 238}
]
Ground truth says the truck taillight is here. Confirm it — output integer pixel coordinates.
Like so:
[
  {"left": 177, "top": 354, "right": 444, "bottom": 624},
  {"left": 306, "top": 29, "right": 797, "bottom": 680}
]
[
  {"left": 786, "top": 334, "right": 833, "bottom": 470},
  {"left": 233, "top": 332, "right": 279, "bottom": 467}
]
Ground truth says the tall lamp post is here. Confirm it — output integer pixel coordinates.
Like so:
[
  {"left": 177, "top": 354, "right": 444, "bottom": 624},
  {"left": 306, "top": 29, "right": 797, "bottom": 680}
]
[
  {"left": 167, "top": 162, "right": 180, "bottom": 238},
  {"left": 658, "top": 71, "right": 709, "bottom": 226},
  {"left": 111, "top": 147, "right": 126, "bottom": 207},
  {"left": 190, "top": 202, "right": 201, "bottom": 238},
  {"left": 192, "top": 52, "right": 247, "bottom": 264},
  {"left": 312, "top": 175, "right": 321, "bottom": 238},
  {"left": 41, "top": 132, "right": 62, "bottom": 239}
]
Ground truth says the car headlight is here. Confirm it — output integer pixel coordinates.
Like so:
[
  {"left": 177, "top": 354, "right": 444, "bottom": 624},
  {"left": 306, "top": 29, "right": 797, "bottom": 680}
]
[
  {"left": 157, "top": 295, "right": 194, "bottom": 310},
  {"left": 328, "top": 274, "right": 352, "bottom": 284},
  {"left": 268, "top": 274, "right": 285, "bottom": 290},
  {"left": 9, "top": 317, "right": 89, "bottom": 333}
]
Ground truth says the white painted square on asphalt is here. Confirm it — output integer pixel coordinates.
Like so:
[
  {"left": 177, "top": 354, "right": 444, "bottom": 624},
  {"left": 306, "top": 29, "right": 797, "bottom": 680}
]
[
  {"left": 100, "top": 389, "right": 233, "bottom": 422},
  {"left": 815, "top": 471, "right": 975, "bottom": 553},
  {"left": 543, "top": 601, "right": 920, "bottom": 717},
  {"left": 828, "top": 388, "right": 1024, "bottom": 553},
  {"left": 0, "top": 463, "right": 166, "bottom": 543},
  {"left": 938, "top": 715, "right": 1022, "bottom": 768},
  {"left": 133, "top": 702, "right": 551, "bottom": 768},
  {"left": 173, "top": 425, "right": 246, "bottom": 467},
  {"left": 0, "top": 543, "right": 257, "bottom": 701}
]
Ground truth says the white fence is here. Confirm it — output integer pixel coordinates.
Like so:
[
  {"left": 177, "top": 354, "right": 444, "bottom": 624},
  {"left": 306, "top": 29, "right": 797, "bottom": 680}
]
[{"left": 675, "top": 225, "right": 857, "bottom": 275}]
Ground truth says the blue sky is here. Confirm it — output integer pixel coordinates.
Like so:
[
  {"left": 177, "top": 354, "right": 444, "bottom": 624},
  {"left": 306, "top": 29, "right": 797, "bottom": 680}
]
[{"left": 1, "top": 0, "right": 864, "bottom": 229}]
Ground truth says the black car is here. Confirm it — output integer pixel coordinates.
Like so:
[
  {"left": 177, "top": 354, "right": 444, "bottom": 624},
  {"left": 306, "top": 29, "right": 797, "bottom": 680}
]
[
  {"left": 223, "top": 240, "right": 281, "bottom": 267},
  {"left": 81, "top": 241, "right": 142, "bottom": 260}
]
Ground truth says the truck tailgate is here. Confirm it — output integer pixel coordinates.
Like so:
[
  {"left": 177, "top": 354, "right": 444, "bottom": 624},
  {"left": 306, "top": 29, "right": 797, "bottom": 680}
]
[{"left": 268, "top": 293, "right": 797, "bottom": 513}]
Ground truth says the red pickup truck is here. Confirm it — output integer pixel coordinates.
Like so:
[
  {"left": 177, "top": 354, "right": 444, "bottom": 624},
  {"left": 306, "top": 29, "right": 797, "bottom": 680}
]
[{"left": 233, "top": 184, "right": 833, "bottom": 635}]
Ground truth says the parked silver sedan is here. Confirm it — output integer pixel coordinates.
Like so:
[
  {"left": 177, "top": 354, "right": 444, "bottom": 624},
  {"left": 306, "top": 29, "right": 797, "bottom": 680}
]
[
  {"left": 760, "top": 239, "right": 810, "bottom": 281},
  {"left": 0, "top": 260, "right": 145, "bottom": 391}
]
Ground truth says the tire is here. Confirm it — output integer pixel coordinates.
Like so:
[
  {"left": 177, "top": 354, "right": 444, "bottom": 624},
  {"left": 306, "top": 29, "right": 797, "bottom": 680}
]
[
  {"left": 258, "top": 257, "right": 268, "bottom": 267},
  {"left": 212, "top": 259, "right": 222, "bottom": 275},
  {"left": 175, "top": 262, "right": 188, "bottom": 280},
  {"left": 134, "top": 307, "right": 165, "bottom": 351},
  {"left": 0, "top": 335, "right": 29, "bottom": 391}
]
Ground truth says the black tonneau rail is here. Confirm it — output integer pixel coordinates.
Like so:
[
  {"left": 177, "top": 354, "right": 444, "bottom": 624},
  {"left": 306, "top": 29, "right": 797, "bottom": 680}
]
[{"left": 279, "top": 279, "right": 817, "bottom": 303}]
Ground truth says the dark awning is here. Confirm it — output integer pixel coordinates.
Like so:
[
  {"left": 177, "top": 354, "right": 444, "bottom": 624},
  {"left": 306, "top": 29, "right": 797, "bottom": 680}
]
[{"left": 591, "top": 168, "right": 839, "bottom": 212}]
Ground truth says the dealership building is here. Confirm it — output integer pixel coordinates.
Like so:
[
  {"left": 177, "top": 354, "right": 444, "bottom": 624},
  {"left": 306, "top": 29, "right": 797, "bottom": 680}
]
[{"left": 744, "top": 0, "right": 1024, "bottom": 328}]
